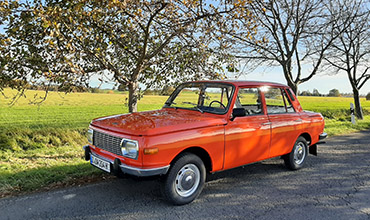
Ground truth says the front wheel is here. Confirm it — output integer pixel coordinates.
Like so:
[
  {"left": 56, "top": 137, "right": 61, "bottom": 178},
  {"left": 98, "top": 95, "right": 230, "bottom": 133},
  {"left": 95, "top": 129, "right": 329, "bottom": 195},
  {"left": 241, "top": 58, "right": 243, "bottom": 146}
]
[
  {"left": 284, "top": 136, "right": 308, "bottom": 170},
  {"left": 162, "top": 153, "right": 206, "bottom": 205}
]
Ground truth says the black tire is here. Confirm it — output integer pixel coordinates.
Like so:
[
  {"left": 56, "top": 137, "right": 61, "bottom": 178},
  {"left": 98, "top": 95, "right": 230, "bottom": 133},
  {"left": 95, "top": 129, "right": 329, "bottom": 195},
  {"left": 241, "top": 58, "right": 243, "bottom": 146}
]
[
  {"left": 284, "top": 136, "right": 308, "bottom": 170},
  {"left": 162, "top": 153, "right": 206, "bottom": 205}
]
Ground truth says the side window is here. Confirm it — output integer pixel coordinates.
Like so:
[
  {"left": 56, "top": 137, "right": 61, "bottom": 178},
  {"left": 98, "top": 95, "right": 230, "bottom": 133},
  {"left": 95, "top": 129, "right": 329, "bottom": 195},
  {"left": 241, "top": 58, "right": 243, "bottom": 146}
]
[
  {"left": 286, "top": 88, "right": 295, "bottom": 101},
  {"left": 283, "top": 89, "right": 295, "bottom": 113},
  {"left": 235, "top": 88, "right": 262, "bottom": 115},
  {"left": 265, "top": 87, "right": 295, "bottom": 114}
]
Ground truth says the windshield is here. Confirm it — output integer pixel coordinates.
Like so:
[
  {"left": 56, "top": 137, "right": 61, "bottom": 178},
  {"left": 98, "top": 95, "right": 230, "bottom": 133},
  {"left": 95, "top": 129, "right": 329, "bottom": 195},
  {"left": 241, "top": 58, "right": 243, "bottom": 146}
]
[{"left": 164, "top": 82, "right": 234, "bottom": 114}]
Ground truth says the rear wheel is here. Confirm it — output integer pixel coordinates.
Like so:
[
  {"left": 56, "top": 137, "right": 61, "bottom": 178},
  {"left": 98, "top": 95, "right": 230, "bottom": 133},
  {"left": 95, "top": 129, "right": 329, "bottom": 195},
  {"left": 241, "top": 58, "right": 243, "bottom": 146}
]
[
  {"left": 284, "top": 136, "right": 308, "bottom": 170},
  {"left": 162, "top": 153, "right": 206, "bottom": 205}
]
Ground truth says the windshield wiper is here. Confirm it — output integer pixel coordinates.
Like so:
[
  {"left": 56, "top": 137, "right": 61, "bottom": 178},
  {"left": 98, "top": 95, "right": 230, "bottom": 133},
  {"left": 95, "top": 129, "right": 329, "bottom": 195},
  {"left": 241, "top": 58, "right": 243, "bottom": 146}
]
[
  {"left": 195, "top": 106, "right": 204, "bottom": 113},
  {"left": 165, "top": 101, "right": 176, "bottom": 106},
  {"left": 182, "top": 102, "right": 204, "bottom": 113}
]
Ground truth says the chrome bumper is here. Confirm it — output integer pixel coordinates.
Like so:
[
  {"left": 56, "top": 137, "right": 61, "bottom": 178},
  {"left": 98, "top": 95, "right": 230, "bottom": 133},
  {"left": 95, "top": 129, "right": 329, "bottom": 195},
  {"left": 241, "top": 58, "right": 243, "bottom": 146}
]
[
  {"left": 319, "top": 132, "right": 328, "bottom": 140},
  {"left": 83, "top": 145, "right": 170, "bottom": 177},
  {"left": 119, "top": 163, "right": 170, "bottom": 177}
]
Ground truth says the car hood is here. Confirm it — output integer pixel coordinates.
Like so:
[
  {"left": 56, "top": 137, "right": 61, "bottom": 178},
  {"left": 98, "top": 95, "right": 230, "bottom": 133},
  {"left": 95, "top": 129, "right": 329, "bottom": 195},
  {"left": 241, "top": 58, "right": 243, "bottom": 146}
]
[{"left": 91, "top": 108, "right": 227, "bottom": 136}]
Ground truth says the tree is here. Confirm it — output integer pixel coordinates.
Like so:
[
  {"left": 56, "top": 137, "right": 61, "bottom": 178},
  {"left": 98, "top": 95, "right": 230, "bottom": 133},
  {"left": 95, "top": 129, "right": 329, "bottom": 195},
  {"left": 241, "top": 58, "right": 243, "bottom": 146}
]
[
  {"left": 0, "top": 1, "right": 19, "bottom": 97},
  {"left": 1, "top": 0, "right": 255, "bottom": 112},
  {"left": 1, "top": 0, "right": 94, "bottom": 104},
  {"left": 299, "top": 90, "right": 312, "bottom": 96},
  {"left": 366, "top": 92, "right": 370, "bottom": 101},
  {"left": 324, "top": 0, "right": 370, "bottom": 119},
  {"left": 223, "top": 0, "right": 348, "bottom": 94},
  {"left": 117, "top": 84, "right": 128, "bottom": 92},
  {"left": 328, "top": 89, "right": 340, "bottom": 97},
  {"left": 312, "top": 89, "right": 321, "bottom": 96},
  {"left": 160, "top": 85, "right": 175, "bottom": 96}
]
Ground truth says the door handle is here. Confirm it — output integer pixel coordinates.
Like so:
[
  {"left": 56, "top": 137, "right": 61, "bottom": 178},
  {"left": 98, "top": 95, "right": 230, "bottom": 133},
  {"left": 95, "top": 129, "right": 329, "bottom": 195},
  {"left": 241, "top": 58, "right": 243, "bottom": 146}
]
[{"left": 261, "top": 122, "right": 272, "bottom": 125}]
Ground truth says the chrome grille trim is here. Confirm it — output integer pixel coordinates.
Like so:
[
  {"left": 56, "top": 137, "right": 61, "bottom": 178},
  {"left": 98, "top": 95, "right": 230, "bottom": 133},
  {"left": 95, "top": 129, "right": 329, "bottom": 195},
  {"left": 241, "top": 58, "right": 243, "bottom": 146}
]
[{"left": 93, "top": 131, "right": 123, "bottom": 156}]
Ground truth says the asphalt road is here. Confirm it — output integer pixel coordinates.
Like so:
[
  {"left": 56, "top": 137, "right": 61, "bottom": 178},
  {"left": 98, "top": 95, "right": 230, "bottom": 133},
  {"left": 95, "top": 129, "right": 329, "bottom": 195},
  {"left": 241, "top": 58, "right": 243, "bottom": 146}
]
[{"left": 1, "top": 130, "right": 370, "bottom": 220}]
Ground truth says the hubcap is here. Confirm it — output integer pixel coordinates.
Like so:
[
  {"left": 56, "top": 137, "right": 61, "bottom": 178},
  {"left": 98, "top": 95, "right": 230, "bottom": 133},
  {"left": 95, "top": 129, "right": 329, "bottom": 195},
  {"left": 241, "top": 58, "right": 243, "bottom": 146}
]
[
  {"left": 175, "top": 164, "right": 200, "bottom": 197},
  {"left": 294, "top": 142, "right": 306, "bottom": 165}
]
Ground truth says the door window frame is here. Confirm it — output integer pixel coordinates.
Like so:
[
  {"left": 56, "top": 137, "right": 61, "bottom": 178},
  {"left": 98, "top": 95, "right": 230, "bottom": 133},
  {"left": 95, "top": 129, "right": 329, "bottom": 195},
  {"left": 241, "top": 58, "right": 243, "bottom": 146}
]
[{"left": 263, "top": 87, "right": 296, "bottom": 115}]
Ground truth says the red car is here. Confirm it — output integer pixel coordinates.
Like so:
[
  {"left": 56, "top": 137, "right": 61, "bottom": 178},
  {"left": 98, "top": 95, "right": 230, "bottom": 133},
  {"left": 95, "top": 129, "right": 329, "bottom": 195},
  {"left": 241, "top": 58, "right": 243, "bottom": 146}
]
[{"left": 84, "top": 81, "right": 327, "bottom": 205}]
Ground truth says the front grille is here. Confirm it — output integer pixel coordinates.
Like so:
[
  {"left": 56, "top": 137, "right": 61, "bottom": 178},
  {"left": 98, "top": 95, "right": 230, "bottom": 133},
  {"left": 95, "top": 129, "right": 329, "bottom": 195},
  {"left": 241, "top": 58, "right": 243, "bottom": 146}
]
[{"left": 93, "top": 131, "right": 123, "bottom": 156}]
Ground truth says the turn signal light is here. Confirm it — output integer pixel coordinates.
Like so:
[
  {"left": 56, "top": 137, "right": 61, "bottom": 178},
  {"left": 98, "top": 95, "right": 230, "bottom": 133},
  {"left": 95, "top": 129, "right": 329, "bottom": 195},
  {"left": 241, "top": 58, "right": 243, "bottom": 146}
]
[{"left": 144, "top": 148, "right": 159, "bottom": 155}]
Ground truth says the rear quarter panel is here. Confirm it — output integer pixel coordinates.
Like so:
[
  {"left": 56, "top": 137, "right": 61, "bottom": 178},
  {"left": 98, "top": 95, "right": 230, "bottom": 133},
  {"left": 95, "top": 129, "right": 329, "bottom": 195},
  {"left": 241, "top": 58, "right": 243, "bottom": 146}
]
[
  {"left": 299, "top": 111, "right": 325, "bottom": 145},
  {"left": 285, "top": 88, "right": 325, "bottom": 146}
]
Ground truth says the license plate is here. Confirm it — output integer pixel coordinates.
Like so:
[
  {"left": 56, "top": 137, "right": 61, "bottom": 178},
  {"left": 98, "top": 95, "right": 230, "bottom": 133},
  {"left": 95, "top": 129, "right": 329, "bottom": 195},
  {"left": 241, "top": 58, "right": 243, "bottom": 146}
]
[{"left": 90, "top": 155, "right": 111, "bottom": 173}]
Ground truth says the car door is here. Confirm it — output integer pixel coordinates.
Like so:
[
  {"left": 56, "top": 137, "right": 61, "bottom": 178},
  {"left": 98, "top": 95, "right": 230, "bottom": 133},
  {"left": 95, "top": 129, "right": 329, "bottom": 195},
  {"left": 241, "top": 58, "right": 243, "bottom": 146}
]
[
  {"left": 224, "top": 87, "right": 271, "bottom": 170},
  {"left": 264, "top": 87, "right": 303, "bottom": 157}
]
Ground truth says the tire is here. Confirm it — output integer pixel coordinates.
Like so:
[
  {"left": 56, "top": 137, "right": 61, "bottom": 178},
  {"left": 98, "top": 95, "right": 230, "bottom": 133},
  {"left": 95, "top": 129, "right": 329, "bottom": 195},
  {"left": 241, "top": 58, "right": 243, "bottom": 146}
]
[
  {"left": 162, "top": 153, "right": 206, "bottom": 205},
  {"left": 284, "top": 136, "right": 308, "bottom": 170}
]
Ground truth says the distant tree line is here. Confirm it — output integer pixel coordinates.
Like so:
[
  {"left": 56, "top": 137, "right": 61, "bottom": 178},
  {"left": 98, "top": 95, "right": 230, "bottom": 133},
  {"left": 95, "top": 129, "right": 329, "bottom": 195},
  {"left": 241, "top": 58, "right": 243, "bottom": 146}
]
[
  {"left": 300, "top": 89, "right": 370, "bottom": 98},
  {"left": 299, "top": 89, "right": 323, "bottom": 97},
  {"left": 25, "top": 82, "right": 370, "bottom": 100},
  {"left": 23, "top": 83, "right": 88, "bottom": 93}
]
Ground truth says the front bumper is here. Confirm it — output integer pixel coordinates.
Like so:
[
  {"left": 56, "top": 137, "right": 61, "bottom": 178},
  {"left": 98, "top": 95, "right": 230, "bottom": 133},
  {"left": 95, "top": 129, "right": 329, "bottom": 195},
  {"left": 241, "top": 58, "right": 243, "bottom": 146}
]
[{"left": 83, "top": 145, "right": 170, "bottom": 177}]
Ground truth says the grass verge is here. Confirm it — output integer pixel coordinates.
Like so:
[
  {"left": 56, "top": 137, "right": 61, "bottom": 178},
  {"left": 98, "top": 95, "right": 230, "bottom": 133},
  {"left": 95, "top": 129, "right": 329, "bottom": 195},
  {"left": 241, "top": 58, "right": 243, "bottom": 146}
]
[
  {"left": 324, "top": 115, "right": 370, "bottom": 136},
  {"left": 0, "top": 128, "right": 110, "bottom": 197}
]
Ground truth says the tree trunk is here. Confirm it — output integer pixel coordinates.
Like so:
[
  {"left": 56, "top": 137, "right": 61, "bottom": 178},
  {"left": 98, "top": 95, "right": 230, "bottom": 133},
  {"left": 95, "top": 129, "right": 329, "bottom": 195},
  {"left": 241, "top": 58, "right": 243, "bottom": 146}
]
[
  {"left": 353, "top": 88, "right": 363, "bottom": 120},
  {"left": 128, "top": 81, "right": 139, "bottom": 113},
  {"left": 285, "top": 77, "right": 298, "bottom": 95},
  {"left": 288, "top": 82, "right": 298, "bottom": 95},
  {"left": 282, "top": 64, "right": 298, "bottom": 95}
]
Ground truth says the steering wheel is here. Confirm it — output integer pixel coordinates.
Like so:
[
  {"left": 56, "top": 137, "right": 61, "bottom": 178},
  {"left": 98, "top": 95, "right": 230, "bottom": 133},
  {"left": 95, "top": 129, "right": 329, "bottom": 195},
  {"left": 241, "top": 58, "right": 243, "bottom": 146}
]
[{"left": 209, "top": 100, "right": 226, "bottom": 109}]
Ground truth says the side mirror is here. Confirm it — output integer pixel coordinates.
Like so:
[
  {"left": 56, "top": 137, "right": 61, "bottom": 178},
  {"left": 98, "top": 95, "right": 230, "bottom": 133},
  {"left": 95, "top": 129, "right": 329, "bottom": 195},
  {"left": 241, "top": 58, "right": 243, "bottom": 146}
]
[{"left": 231, "top": 108, "right": 246, "bottom": 121}]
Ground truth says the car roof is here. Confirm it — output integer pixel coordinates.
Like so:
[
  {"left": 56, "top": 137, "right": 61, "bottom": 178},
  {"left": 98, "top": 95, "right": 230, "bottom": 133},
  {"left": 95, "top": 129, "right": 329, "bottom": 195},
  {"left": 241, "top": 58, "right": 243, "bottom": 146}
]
[{"left": 191, "top": 80, "right": 289, "bottom": 88}]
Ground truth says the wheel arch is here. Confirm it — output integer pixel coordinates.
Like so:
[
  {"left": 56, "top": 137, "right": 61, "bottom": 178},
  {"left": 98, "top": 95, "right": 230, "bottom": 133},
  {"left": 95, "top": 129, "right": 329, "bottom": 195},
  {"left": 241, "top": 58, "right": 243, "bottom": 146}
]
[
  {"left": 171, "top": 147, "right": 213, "bottom": 173},
  {"left": 300, "top": 132, "right": 312, "bottom": 145}
]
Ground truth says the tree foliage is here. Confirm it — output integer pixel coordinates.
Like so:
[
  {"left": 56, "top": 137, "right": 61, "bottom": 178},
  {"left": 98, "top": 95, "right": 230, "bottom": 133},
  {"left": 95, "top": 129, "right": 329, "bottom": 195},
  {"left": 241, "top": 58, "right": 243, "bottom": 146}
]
[
  {"left": 299, "top": 88, "right": 322, "bottom": 96},
  {"left": 328, "top": 89, "right": 340, "bottom": 97},
  {"left": 0, "top": 0, "right": 255, "bottom": 111}
]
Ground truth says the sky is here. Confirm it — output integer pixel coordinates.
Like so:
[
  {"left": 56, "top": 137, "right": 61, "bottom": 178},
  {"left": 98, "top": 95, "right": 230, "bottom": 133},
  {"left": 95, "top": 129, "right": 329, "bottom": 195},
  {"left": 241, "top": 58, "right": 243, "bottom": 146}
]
[
  {"left": 235, "top": 66, "right": 370, "bottom": 95},
  {"left": 90, "top": 65, "right": 370, "bottom": 95}
]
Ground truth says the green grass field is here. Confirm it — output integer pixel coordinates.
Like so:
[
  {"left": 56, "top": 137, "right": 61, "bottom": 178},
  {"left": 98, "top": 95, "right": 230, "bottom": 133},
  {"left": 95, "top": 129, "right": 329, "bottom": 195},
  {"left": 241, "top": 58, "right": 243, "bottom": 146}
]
[{"left": 1, "top": 88, "right": 370, "bottom": 197}]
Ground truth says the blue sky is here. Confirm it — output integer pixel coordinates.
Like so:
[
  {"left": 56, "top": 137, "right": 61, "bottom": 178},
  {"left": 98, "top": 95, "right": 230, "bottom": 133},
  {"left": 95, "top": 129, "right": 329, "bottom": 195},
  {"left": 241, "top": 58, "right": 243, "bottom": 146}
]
[
  {"left": 90, "top": 66, "right": 370, "bottom": 95},
  {"left": 236, "top": 66, "right": 370, "bottom": 95}
]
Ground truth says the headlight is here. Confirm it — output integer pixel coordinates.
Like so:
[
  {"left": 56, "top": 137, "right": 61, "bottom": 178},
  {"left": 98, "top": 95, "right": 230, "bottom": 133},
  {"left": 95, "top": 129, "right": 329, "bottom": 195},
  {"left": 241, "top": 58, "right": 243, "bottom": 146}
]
[
  {"left": 87, "top": 128, "right": 93, "bottom": 144},
  {"left": 121, "top": 139, "right": 139, "bottom": 159}
]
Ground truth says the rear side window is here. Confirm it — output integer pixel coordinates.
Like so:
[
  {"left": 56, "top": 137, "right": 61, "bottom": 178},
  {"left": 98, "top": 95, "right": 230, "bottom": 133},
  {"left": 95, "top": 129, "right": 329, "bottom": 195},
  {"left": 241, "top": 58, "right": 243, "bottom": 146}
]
[
  {"left": 286, "top": 88, "right": 296, "bottom": 101},
  {"left": 282, "top": 90, "right": 295, "bottom": 113},
  {"left": 265, "top": 88, "right": 295, "bottom": 114},
  {"left": 234, "top": 88, "right": 263, "bottom": 115}
]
